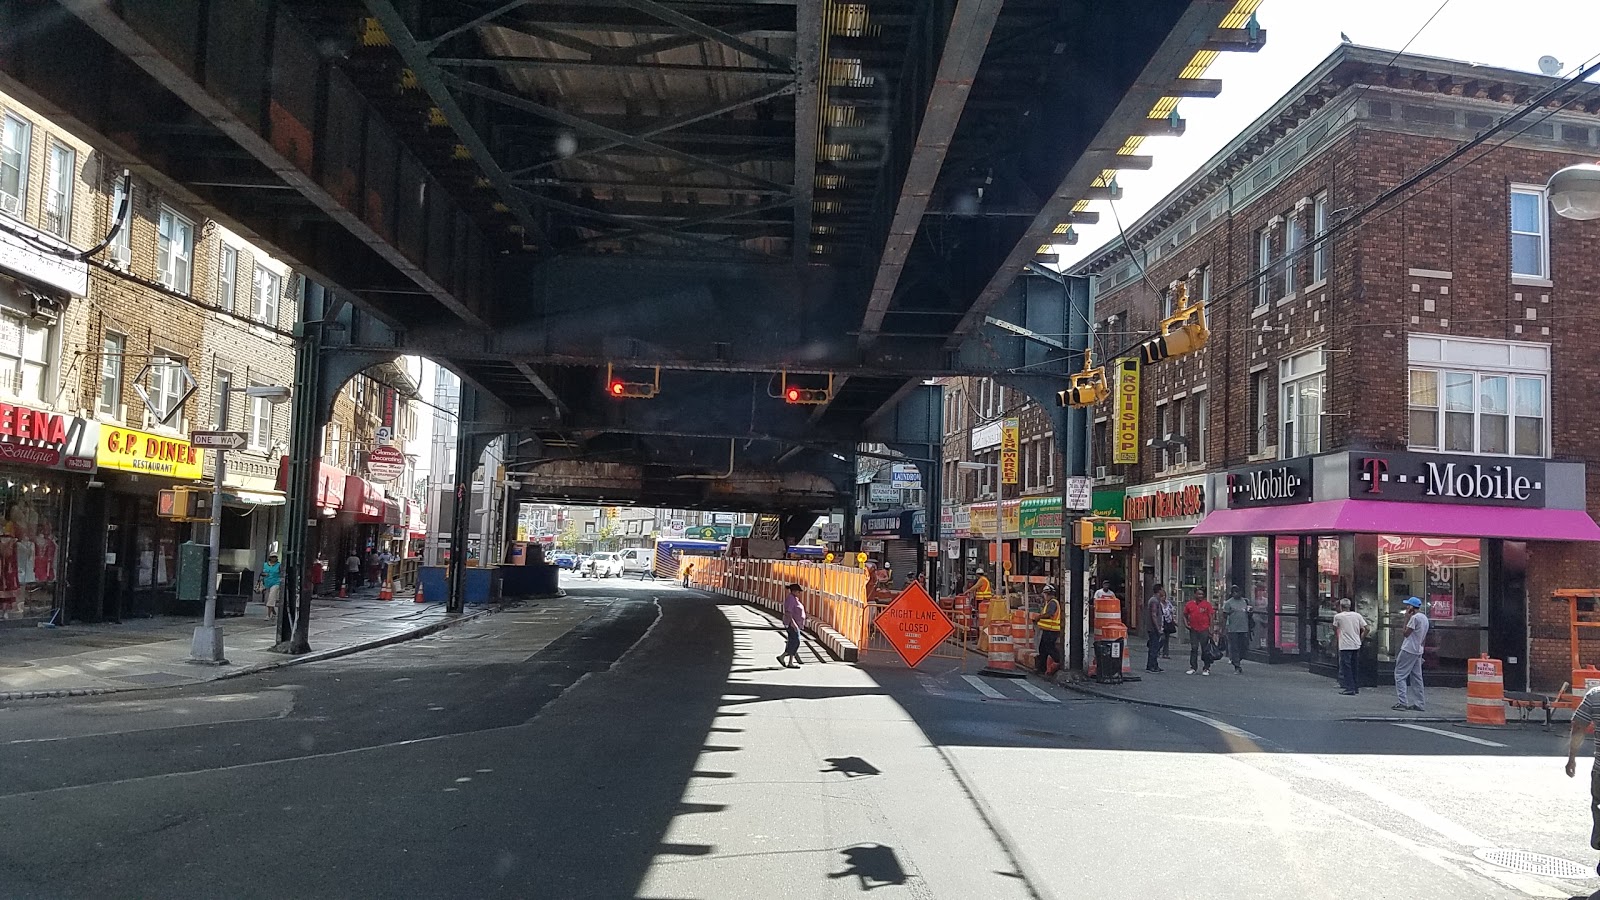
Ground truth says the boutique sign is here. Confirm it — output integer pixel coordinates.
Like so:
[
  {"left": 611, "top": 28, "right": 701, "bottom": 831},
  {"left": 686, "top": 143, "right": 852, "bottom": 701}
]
[
  {"left": 1352, "top": 451, "right": 1545, "bottom": 507},
  {"left": 1226, "top": 458, "right": 1313, "bottom": 508}
]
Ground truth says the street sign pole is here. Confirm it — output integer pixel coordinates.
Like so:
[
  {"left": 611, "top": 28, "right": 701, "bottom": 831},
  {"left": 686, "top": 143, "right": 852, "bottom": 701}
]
[{"left": 190, "top": 399, "right": 229, "bottom": 664}]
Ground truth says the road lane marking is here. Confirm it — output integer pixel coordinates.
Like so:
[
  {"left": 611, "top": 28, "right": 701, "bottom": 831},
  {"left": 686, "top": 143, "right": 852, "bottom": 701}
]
[
  {"left": 960, "top": 675, "right": 1009, "bottom": 699},
  {"left": 1169, "top": 709, "right": 1269, "bottom": 745},
  {"left": 916, "top": 674, "right": 947, "bottom": 697},
  {"left": 1015, "top": 681, "right": 1061, "bottom": 703},
  {"left": 1393, "top": 723, "right": 1507, "bottom": 747}
]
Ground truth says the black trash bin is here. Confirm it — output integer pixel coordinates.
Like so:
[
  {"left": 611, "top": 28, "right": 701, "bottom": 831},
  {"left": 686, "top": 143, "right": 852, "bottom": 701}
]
[{"left": 1094, "top": 638, "right": 1124, "bottom": 684}]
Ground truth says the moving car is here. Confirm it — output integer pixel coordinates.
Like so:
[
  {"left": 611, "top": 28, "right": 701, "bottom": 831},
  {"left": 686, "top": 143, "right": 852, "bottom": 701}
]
[
  {"left": 552, "top": 552, "right": 579, "bottom": 570},
  {"left": 584, "top": 552, "right": 624, "bottom": 578}
]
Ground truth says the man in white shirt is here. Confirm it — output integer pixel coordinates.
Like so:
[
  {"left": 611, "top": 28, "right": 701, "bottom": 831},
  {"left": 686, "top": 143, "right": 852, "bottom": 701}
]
[
  {"left": 1331, "top": 598, "right": 1368, "bottom": 696},
  {"left": 1392, "top": 596, "right": 1430, "bottom": 711}
]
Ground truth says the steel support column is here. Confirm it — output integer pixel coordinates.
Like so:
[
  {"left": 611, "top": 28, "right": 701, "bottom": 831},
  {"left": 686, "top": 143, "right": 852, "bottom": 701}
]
[
  {"left": 445, "top": 387, "right": 480, "bottom": 616},
  {"left": 276, "top": 280, "right": 332, "bottom": 653}
]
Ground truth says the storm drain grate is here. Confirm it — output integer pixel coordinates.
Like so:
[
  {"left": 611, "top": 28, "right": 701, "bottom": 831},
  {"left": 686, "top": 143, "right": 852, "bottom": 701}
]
[{"left": 1473, "top": 848, "right": 1592, "bottom": 878}]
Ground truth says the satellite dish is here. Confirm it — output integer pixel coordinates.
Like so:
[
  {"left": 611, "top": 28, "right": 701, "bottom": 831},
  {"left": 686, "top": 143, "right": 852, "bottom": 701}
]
[{"left": 1539, "top": 55, "right": 1564, "bottom": 76}]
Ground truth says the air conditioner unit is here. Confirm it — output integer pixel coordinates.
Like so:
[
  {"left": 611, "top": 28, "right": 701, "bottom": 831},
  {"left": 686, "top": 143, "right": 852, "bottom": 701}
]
[
  {"left": 0, "top": 193, "right": 19, "bottom": 216},
  {"left": 1095, "top": 465, "right": 1109, "bottom": 479}
]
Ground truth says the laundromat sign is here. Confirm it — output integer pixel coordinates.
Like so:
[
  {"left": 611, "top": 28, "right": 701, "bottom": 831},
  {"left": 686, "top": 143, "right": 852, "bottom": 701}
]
[{"left": 98, "top": 426, "right": 205, "bottom": 480}]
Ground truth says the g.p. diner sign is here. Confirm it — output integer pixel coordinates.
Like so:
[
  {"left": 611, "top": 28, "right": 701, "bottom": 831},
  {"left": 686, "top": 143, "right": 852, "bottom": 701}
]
[{"left": 1352, "top": 451, "right": 1545, "bottom": 507}]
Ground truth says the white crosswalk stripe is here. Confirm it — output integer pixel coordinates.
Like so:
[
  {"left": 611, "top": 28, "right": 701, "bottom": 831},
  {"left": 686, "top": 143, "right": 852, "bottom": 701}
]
[
  {"left": 960, "top": 674, "right": 1010, "bottom": 699},
  {"left": 1015, "top": 680, "right": 1061, "bottom": 703}
]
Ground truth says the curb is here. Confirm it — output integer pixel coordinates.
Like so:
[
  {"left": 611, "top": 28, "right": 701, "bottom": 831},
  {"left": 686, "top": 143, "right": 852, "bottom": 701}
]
[
  {"left": 1063, "top": 679, "right": 1467, "bottom": 723},
  {"left": 1059, "top": 679, "right": 1207, "bottom": 713},
  {"left": 0, "top": 605, "right": 500, "bottom": 703}
]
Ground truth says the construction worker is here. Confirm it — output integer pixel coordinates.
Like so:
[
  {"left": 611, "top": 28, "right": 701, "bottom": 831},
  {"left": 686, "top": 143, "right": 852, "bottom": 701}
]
[{"left": 1034, "top": 584, "right": 1064, "bottom": 675}]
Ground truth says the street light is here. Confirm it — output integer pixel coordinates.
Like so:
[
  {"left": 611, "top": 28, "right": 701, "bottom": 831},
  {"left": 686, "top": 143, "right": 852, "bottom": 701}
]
[
  {"left": 190, "top": 382, "right": 292, "bottom": 665},
  {"left": 958, "top": 461, "right": 1005, "bottom": 604},
  {"left": 1548, "top": 163, "right": 1600, "bottom": 220}
]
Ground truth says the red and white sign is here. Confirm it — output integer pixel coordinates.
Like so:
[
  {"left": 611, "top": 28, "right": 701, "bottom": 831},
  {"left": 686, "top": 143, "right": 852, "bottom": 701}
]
[
  {"left": 874, "top": 582, "right": 955, "bottom": 668},
  {"left": 0, "top": 402, "right": 96, "bottom": 471},
  {"left": 366, "top": 445, "right": 406, "bottom": 483}
]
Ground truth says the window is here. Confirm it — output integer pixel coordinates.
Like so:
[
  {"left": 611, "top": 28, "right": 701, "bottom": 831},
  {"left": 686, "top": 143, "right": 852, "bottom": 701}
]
[
  {"left": 108, "top": 177, "right": 131, "bottom": 268},
  {"left": 325, "top": 422, "right": 342, "bottom": 465},
  {"left": 1156, "top": 402, "right": 1171, "bottom": 471},
  {"left": 1255, "top": 227, "right": 1272, "bottom": 307},
  {"left": 1283, "top": 213, "right": 1303, "bottom": 295},
  {"left": 1045, "top": 436, "right": 1054, "bottom": 485},
  {"left": 0, "top": 114, "right": 30, "bottom": 218},
  {"left": 43, "top": 142, "right": 73, "bottom": 238},
  {"left": 1312, "top": 191, "right": 1330, "bottom": 283},
  {"left": 1279, "top": 350, "right": 1325, "bottom": 458},
  {"left": 1510, "top": 186, "right": 1548, "bottom": 279},
  {"left": 1192, "top": 390, "right": 1207, "bottom": 464},
  {"left": 213, "top": 370, "right": 233, "bottom": 430},
  {"left": 1160, "top": 288, "right": 1174, "bottom": 319},
  {"left": 1200, "top": 265, "right": 1211, "bottom": 302},
  {"left": 98, "top": 333, "right": 125, "bottom": 416},
  {"left": 145, "top": 350, "right": 187, "bottom": 425},
  {"left": 0, "top": 299, "right": 51, "bottom": 404},
  {"left": 218, "top": 245, "right": 238, "bottom": 313},
  {"left": 252, "top": 264, "right": 280, "bottom": 327},
  {"left": 249, "top": 383, "right": 273, "bottom": 450},
  {"left": 1250, "top": 370, "right": 1271, "bottom": 454},
  {"left": 157, "top": 208, "right": 194, "bottom": 293},
  {"left": 1175, "top": 397, "right": 1191, "bottom": 466},
  {"left": 1409, "top": 369, "right": 1545, "bottom": 456}
]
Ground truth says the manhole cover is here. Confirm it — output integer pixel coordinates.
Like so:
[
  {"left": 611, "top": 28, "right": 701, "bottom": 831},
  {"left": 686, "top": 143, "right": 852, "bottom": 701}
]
[{"left": 1473, "top": 848, "right": 1592, "bottom": 878}]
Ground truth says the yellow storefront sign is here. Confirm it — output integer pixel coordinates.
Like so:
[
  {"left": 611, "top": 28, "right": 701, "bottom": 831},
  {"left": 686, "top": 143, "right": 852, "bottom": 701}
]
[
  {"left": 1000, "top": 417, "right": 1019, "bottom": 484},
  {"left": 98, "top": 426, "right": 205, "bottom": 480},
  {"left": 969, "top": 501, "right": 1020, "bottom": 537},
  {"left": 1113, "top": 357, "right": 1140, "bottom": 464},
  {"left": 1031, "top": 538, "right": 1061, "bottom": 558}
]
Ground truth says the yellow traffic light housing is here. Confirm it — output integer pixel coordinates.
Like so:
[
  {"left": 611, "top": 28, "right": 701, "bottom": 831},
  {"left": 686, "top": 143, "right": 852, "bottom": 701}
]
[
  {"left": 606, "top": 363, "right": 660, "bottom": 399},
  {"left": 780, "top": 371, "right": 833, "bottom": 405},
  {"left": 1138, "top": 284, "right": 1209, "bottom": 365},
  {"left": 1057, "top": 351, "right": 1109, "bottom": 407}
]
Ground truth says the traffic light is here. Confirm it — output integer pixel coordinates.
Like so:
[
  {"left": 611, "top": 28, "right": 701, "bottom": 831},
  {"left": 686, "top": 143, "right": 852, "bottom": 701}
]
[
  {"left": 1137, "top": 284, "right": 1209, "bottom": 365},
  {"left": 606, "top": 363, "right": 659, "bottom": 399},
  {"left": 780, "top": 371, "right": 832, "bottom": 405},
  {"left": 1057, "top": 352, "right": 1109, "bottom": 407}
]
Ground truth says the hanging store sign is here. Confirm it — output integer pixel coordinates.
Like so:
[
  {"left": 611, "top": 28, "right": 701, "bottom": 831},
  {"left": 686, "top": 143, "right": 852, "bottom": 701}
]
[
  {"left": 1352, "top": 451, "right": 1546, "bottom": 507},
  {"left": 1226, "top": 457, "right": 1314, "bottom": 508},
  {"left": 366, "top": 445, "right": 406, "bottom": 483},
  {"left": 1031, "top": 538, "right": 1061, "bottom": 558},
  {"left": 1124, "top": 476, "right": 1206, "bottom": 529},
  {"left": 0, "top": 225, "right": 89, "bottom": 297},
  {"left": 971, "top": 419, "right": 1002, "bottom": 451},
  {"left": 1018, "top": 497, "right": 1063, "bottom": 538},
  {"left": 968, "top": 500, "right": 1020, "bottom": 537},
  {"left": 98, "top": 426, "right": 204, "bottom": 480},
  {"left": 1091, "top": 488, "right": 1126, "bottom": 519},
  {"left": 1000, "top": 418, "right": 1019, "bottom": 484},
  {"left": 868, "top": 482, "right": 898, "bottom": 504},
  {"left": 0, "top": 403, "right": 96, "bottom": 471},
  {"left": 890, "top": 464, "right": 922, "bottom": 487},
  {"left": 860, "top": 510, "right": 904, "bottom": 538},
  {"left": 1112, "top": 358, "right": 1140, "bottom": 464}
]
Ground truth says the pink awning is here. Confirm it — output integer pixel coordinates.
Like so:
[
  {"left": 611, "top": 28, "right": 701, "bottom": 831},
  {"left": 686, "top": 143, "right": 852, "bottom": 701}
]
[{"left": 1190, "top": 499, "right": 1600, "bottom": 542}]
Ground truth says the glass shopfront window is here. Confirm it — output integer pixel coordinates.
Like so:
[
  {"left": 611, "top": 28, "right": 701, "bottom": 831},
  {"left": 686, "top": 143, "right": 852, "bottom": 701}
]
[
  {"left": 1248, "top": 536, "right": 1270, "bottom": 651},
  {"left": 1376, "top": 535, "right": 1484, "bottom": 672},
  {"left": 1142, "top": 536, "right": 1227, "bottom": 608},
  {"left": 1274, "top": 536, "right": 1302, "bottom": 654},
  {"left": 0, "top": 475, "right": 68, "bottom": 621}
]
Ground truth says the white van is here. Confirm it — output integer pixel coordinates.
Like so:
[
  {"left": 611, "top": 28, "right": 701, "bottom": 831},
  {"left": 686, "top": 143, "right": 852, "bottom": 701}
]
[{"left": 618, "top": 547, "right": 655, "bottom": 577}]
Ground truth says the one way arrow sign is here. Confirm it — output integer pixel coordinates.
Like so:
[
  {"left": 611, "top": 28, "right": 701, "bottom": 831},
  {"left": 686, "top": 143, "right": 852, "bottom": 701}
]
[{"left": 191, "top": 430, "right": 248, "bottom": 450}]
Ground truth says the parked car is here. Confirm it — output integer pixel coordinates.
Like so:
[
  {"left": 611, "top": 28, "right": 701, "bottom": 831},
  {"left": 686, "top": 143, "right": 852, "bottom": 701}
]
[
  {"left": 618, "top": 547, "right": 655, "bottom": 578},
  {"left": 584, "top": 552, "right": 624, "bottom": 578},
  {"left": 552, "top": 552, "right": 579, "bottom": 570}
]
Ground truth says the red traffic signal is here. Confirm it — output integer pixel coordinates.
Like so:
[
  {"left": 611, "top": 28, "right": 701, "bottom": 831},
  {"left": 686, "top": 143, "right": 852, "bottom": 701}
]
[
  {"left": 785, "top": 387, "right": 830, "bottom": 404},
  {"left": 607, "top": 380, "right": 657, "bottom": 399}
]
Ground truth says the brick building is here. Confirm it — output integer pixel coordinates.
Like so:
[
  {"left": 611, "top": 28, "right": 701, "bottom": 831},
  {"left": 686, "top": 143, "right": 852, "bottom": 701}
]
[{"left": 1068, "top": 45, "right": 1600, "bottom": 690}]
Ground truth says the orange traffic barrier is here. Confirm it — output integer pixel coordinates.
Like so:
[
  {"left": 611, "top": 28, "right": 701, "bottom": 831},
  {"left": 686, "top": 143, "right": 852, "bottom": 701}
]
[
  {"left": 378, "top": 577, "right": 394, "bottom": 601},
  {"left": 1466, "top": 655, "right": 1505, "bottom": 726},
  {"left": 1100, "top": 622, "right": 1129, "bottom": 682},
  {"left": 1093, "top": 594, "right": 1122, "bottom": 638},
  {"left": 982, "top": 622, "right": 1017, "bottom": 675},
  {"left": 413, "top": 583, "right": 426, "bottom": 603}
]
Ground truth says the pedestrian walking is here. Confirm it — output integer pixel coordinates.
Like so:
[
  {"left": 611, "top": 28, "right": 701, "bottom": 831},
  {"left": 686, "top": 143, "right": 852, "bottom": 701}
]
[
  {"left": 778, "top": 582, "right": 806, "bottom": 668},
  {"left": 1564, "top": 685, "right": 1600, "bottom": 868},
  {"left": 1144, "top": 585, "right": 1166, "bottom": 673},
  {"left": 310, "top": 552, "right": 326, "bottom": 597},
  {"left": 1183, "top": 590, "right": 1217, "bottom": 675},
  {"left": 344, "top": 550, "right": 361, "bottom": 594},
  {"left": 1159, "top": 591, "right": 1177, "bottom": 660},
  {"left": 1033, "top": 584, "right": 1064, "bottom": 676},
  {"left": 1222, "top": 585, "right": 1251, "bottom": 674},
  {"left": 1393, "top": 596, "right": 1429, "bottom": 711},
  {"left": 258, "top": 552, "right": 282, "bottom": 619},
  {"left": 681, "top": 562, "right": 694, "bottom": 588},
  {"left": 1332, "top": 598, "right": 1369, "bottom": 695}
]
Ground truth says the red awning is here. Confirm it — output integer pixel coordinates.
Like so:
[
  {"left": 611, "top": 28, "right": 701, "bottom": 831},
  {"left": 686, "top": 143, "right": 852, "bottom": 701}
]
[
  {"left": 407, "top": 499, "right": 426, "bottom": 538},
  {"left": 343, "top": 474, "right": 385, "bottom": 522},
  {"left": 276, "top": 457, "right": 347, "bottom": 513},
  {"left": 1189, "top": 499, "right": 1600, "bottom": 542}
]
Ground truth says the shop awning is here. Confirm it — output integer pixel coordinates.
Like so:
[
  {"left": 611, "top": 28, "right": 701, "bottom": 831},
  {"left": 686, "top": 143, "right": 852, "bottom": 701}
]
[
  {"left": 1189, "top": 499, "right": 1600, "bottom": 542},
  {"left": 343, "top": 474, "right": 385, "bottom": 522},
  {"left": 223, "top": 489, "right": 286, "bottom": 506}
]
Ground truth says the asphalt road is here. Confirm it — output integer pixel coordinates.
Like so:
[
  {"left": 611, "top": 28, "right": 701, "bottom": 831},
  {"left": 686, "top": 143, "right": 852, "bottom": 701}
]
[{"left": 0, "top": 580, "right": 1594, "bottom": 900}]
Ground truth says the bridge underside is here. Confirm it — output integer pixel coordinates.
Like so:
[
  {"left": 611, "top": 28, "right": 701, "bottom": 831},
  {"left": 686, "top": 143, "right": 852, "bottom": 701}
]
[{"left": 0, "top": 0, "right": 1261, "bottom": 514}]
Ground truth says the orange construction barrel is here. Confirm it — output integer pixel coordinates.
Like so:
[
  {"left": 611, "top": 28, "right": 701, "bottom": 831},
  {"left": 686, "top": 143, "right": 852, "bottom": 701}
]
[
  {"left": 1093, "top": 595, "right": 1122, "bottom": 638},
  {"left": 1466, "top": 655, "right": 1505, "bottom": 725}
]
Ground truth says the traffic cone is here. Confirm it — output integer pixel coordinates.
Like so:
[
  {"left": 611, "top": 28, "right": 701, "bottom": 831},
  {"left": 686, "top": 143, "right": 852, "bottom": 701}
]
[
  {"left": 379, "top": 577, "right": 394, "bottom": 601},
  {"left": 338, "top": 582, "right": 347, "bottom": 598},
  {"left": 413, "top": 583, "right": 426, "bottom": 603}
]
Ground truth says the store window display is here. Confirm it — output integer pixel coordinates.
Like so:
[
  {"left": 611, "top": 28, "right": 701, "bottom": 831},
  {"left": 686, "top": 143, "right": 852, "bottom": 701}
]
[
  {"left": 0, "top": 480, "right": 65, "bottom": 619},
  {"left": 1376, "top": 535, "right": 1483, "bottom": 671}
]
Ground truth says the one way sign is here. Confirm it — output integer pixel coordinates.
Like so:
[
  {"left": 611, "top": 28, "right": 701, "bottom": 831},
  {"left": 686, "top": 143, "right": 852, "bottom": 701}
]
[{"left": 191, "top": 430, "right": 247, "bottom": 450}]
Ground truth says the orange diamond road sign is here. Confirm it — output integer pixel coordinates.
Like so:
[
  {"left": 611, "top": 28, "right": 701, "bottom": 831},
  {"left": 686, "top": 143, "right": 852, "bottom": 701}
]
[{"left": 875, "top": 582, "right": 955, "bottom": 668}]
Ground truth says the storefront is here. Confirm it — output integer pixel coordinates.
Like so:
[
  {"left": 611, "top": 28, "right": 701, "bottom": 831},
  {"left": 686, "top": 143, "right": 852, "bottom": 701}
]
[
  {"left": 94, "top": 424, "right": 205, "bottom": 618},
  {"left": 968, "top": 498, "right": 1021, "bottom": 584},
  {"left": 1191, "top": 451, "right": 1600, "bottom": 689},
  {"left": 277, "top": 457, "right": 350, "bottom": 581},
  {"left": 1125, "top": 474, "right": 1213, "bottom": 631},
  {"left": 1085, "top": 487, "right": 1129, "bottom": 602},
  {"left": 343, "top": 473, "right": 386, "bottom": 579},
  {"left": 858, "top": 509, "right": 922, "bottom": 580},
  {"left": 939, "top": 504, "right": 970, "bottom": 594},
  {"left": 0, "top": 404, "right": 97, "bottom": 622},
  {"left": 1018, "top": 497, "right": 1064, "bottom": 580}
]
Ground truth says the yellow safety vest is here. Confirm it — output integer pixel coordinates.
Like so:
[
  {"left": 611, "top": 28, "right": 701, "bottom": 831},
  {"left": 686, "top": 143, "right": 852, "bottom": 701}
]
[
  {"left": 972, "top": 576, "right": 992, "bottom": 599},
  {"left": 1037, "top": 600, "right": 1063, "bottom": 632}
]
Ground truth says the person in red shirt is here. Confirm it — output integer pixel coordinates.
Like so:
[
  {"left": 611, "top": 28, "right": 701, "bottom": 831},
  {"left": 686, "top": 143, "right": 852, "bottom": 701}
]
[{"left": 1183, "top": 591, "right": 1217, "bottom": 675}]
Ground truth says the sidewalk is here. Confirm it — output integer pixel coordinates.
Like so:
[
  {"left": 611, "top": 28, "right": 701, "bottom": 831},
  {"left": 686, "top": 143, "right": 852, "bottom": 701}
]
[
  {"left": 0, "top": 591, "right": 494, "bottom": 701},
  {"left": 1059, "top": 657, "right": 1470, "bottom": 723}
]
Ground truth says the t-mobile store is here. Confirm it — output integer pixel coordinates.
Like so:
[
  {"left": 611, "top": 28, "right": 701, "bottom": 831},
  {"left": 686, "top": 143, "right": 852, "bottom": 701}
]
[{"left": 1189, "top": 451, "right": 1600, "bottom": 690}]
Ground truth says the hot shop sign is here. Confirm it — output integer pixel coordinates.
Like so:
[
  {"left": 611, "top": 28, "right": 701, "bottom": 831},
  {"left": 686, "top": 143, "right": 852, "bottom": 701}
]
[{"left": 0, "top": 403, "right": 97, "bottom": 472}]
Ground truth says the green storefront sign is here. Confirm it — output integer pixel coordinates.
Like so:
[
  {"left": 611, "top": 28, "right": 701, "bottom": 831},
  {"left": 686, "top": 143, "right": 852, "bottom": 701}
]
[
  {"left": 1091, "top": 487, "right": 1125, "bottom": 519},
  {"left": 691, "top": 525, "right": 734, "bottom": 540},
  {"left": 1016, "top": 489, "right": 1127, "bottom": 537}
]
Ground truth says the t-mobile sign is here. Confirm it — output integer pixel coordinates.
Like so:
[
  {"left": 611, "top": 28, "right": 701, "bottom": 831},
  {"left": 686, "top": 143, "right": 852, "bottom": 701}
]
[{"left": 1351, "top": 450, "right": 1545, "bottom": 507}]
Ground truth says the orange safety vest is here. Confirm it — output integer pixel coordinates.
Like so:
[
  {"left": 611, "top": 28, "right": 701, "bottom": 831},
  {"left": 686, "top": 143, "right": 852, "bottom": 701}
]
[
  {"left": 1037, "top": 599, "right": 1063, "bottom": 632},
  {"left": 971, "top": 575, "right": 992, "bottom": 598}
]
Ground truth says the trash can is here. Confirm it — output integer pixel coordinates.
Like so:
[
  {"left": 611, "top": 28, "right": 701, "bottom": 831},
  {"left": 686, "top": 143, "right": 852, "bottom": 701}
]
[{"left": 1094, "top": 638, "right": 1124, "bottom": 684}]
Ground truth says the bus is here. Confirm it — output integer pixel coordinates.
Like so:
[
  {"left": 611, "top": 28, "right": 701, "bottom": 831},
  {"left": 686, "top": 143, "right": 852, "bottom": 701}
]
[{"left": 652, "top": 538, "right": 727, "bottom": 578}]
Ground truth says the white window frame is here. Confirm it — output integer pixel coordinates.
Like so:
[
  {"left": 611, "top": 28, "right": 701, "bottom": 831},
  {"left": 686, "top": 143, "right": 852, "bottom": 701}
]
[
  {"left": 252, "top": 263, "right": 280, "bottom": 327},
  {"left": 1255, "top": 227, "right": 1272, "bottom": 308},
  {"left": 218, "top": 245, "right": 238, "bottom": 313},
  {"left": 1250, "top": 369, "right": 1271, "bottom": 455},
  {"left": 1407, "top": 335, "right": 1549, "bottom": 457},
  {"left": 1156, "top": 402, "right": 1171, "bottom": 472},
  {"left": 99, "top": 332, "right": 125, "bottom": 417},
  {"left": 1312, "top": 191, "right": 1330, "bottom": 283},
  {"left": 1192, "top": 389, "right": 1207, "bottom": 464},
  {"left": 249, "top": 382, "right": 273, "bottom": 451},
  {"left": 145, "top": 349, "right": 187, "bottom": 428},
  {"left": 108, "top": 177, "right": 131, "bottom": 269},
  {"left": 43, "top": 141, "right": 73, "bottom": 239},
  {"left": 213, "top": 369, "right": 233, "bottom": 431},
  {"left": 0, "top": 114, "right": 30, "bottom": 219},
  {"left": 0, "top": 300, "right": 50, "bottom": 405},
  {"left": 157, "top": 207, "right": 194, "bottom": 294},
  {"left": 1283, "top": 212, "right": 1303, "bottom": 296},
  {"left": 1279, "top": 349, "right": 1326, "bottom": 459},
  {"left": 1510, "top": 184, "right": 1549, "bottom": 281}
]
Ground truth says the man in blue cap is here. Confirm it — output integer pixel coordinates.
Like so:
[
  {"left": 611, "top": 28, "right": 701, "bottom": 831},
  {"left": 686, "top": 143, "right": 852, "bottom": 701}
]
[{"left": 1392, "top": 596, "right": 1429, "bottom": 711}]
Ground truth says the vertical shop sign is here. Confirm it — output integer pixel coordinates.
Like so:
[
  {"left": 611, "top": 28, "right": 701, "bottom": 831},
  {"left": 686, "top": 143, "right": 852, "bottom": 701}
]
[
  {"left": 1113, "top": 358, "right": 1140, "bottom": 464},
  {"left": 1000, "top": 417, "right": 1019, "bottom": 484}
]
